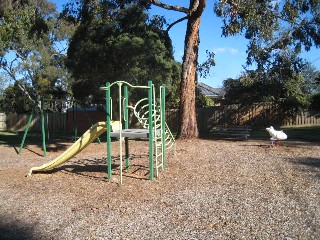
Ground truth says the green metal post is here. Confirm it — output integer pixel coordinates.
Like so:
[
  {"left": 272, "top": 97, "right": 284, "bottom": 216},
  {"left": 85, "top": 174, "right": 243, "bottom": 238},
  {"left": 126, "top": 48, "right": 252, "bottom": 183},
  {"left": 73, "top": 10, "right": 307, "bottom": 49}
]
[
  {"left": 148, "top": 80, "right": 154, "bottom": 180},
  {"left": 73, "top": 103, "right": 78, "bottom": 142},
  {"left": 18, "top": 109, "right": 34, "bottom": 155},
  {"left": 106, "top": 82, "right": 112, "bottom": 179},
  {"left": 118, "top": 83, "right": 123, "bottom": 185},
  {"left": 161, "top": 85, "right": 166, "bottom": 169},
  {"left": 124, "top": 85, "right": 129, "bottom": 170},
  {"left": 41, "top": 101, "right": 47, "bottom": 157}
]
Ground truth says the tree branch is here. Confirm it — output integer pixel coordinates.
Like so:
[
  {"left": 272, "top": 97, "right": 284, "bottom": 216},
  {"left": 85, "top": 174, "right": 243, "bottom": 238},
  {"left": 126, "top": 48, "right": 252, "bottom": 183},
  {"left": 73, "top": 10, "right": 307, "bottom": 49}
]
[
  {"left": 166, "top": 16, "right": 189, "bottom": 32},
  {"left": 148, "top": 0, "right": 189, "bottom": 14},
  {"left": 2, "top": 66, "right": 38, "bottom": 107},
  {"left": 147, "top": 0, "right": 190, "bottom": 31}
]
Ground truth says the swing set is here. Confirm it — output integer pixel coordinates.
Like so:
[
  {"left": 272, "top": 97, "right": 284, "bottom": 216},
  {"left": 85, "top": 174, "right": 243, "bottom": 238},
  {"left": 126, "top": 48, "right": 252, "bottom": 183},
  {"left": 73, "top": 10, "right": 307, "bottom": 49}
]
[{"left": 18, "top": 99, "right": 102, "bottom": 156}]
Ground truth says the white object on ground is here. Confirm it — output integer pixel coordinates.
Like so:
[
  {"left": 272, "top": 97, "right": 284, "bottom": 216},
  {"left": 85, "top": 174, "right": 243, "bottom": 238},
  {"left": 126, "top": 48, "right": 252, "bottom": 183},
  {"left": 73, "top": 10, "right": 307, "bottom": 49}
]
[{"left": 266, "top": 126, "right": 287, "bottom": 142}]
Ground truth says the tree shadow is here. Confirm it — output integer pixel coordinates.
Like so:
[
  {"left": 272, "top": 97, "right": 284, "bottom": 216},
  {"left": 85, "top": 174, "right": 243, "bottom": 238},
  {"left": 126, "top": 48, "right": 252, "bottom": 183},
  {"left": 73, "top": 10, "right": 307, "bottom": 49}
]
[
  {"left": 45, "top": 142, "right": 71, "bottom": 152},
  {"left": 238, "top": 140, "right": 320, "bottom": 149},
  {"left": 287, "top": 157, "right": 320, "bottom": 178},
  {"left": 0, "top": 215, "right": 37, "bottom": 240},
  {"left": 11, "top": 142, "right": 72, "bottom": 157},
  {"left": 281, "top": 140, "right": 320, "bottom": 148},
  {"left": 288, "top": 157, "right": 320, "bottom": 168}
]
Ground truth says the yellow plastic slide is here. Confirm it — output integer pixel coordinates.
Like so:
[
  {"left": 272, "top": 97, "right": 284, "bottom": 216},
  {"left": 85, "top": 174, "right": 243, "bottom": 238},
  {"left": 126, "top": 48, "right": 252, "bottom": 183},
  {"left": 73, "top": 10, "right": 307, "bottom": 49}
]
[{"left": 28, "top": 121, "right": 120, "bottom": 176}]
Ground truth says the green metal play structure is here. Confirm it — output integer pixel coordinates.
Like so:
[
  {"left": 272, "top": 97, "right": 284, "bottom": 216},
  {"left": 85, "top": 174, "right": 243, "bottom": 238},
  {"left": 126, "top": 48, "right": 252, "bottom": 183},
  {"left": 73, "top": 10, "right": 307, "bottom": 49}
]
[
  {"left": 18, "top": 99, "right": 97, "bottom": 157},
  {"left": 100, "top": 80, "right": 175, "bottom": 184},
  {"left": 18, "top": 102, "right": 47, "bottom": 156},
  {"left": 28, "top": 80, "right": 175, "bottom": 185}
]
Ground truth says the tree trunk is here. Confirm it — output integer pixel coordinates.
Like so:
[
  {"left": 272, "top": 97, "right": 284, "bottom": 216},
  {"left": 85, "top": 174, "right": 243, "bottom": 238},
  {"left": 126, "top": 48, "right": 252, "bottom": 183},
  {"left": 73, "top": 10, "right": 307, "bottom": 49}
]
[{"left": 177, "top": 0, "right": 206, "bottom": 139}]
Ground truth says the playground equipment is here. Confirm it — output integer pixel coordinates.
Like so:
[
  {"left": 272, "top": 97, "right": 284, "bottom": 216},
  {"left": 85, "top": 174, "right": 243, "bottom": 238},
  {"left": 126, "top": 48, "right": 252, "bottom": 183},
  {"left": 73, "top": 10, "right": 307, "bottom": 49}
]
[
  {"left": 28, "top": 121, "right": 119, "bottom": 175},
  {"left": 18, "top": 99, "right": 102, "bottom": 156},
  {"left": 28, "top": 81, "right": 176, "bottom": 184},
  {"left": 18, "top": 102, "right": 48, "bottom": 156},
  {"left": 18, "top": 98, "right": 73, "bottom": 156},
  {"left": 101, "top": 80, "right": 175, "bottom": 184},
  {"left": 266, "top": 126, "right": 287, "bottom": 146}
]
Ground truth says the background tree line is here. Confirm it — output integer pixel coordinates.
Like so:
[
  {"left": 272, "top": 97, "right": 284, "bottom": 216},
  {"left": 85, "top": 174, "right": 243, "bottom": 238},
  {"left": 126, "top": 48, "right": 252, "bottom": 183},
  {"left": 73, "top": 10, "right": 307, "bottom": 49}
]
[
  {"left": 223, "top": 54, "right": 320, "bottom": 114},
  {"left": 0, "top": 0, "right": 320, "bottom": 138}
]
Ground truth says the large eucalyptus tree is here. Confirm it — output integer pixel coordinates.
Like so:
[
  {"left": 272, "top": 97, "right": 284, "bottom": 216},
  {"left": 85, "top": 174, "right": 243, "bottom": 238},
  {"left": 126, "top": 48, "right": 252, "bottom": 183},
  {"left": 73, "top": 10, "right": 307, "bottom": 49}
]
[
  {"left": 148, "top": 0, "right": 207, "bottom": 138},
  {"left": 147, "top": 0, "right": 320, "bottom": 138}
]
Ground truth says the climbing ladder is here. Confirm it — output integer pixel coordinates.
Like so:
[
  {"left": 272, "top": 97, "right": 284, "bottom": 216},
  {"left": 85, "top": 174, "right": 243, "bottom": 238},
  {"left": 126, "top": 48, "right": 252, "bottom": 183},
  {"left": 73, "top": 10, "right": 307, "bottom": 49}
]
[{"left": 129, "top": 87, "right": 175, "bottom": 176}]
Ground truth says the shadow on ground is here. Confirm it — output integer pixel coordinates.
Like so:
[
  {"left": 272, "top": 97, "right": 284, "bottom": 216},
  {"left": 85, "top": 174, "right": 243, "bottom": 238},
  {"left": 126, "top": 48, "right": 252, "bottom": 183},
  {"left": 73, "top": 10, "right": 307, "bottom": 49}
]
[
  {"left": 43, "top": 154, "right": 150, "bottom": 181},
  {"left": 0, "top": 215, "right": 37, "bottom": 240},
  {"left": 287, "top": 157, "right": 320, "bottom": 178}
]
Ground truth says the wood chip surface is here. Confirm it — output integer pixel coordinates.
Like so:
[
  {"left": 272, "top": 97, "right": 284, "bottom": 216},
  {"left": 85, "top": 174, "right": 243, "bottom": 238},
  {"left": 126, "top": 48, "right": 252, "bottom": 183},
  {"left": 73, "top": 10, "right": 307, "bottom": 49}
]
[{"left": 0, "top": 139, "right": 319, "bottom": 239}]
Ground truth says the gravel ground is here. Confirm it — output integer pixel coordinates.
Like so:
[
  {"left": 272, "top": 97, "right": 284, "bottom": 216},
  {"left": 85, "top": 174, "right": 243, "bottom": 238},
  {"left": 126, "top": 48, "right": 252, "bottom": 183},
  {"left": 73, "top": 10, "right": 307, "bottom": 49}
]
[{"left": 0, "top": 138, "right": 319, "bottom": 239}]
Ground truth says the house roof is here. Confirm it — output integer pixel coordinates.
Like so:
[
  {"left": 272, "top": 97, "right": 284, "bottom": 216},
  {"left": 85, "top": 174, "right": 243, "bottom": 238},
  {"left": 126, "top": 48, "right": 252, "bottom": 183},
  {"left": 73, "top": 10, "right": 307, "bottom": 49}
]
[{"left": 197, "top": 82, "right": 225, "bottom": 98}]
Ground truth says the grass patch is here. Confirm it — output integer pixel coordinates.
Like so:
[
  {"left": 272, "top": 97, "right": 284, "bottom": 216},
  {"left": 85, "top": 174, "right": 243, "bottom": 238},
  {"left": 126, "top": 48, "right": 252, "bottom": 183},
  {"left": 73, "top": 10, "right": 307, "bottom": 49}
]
[
  {"left": 0, "top": 131, "right": 45, "bottom": 145},
  {"left": 0, "top": 131, "right": 76, "bottom": 145},
  {"left": 251, "top": 125, "right": 320, "bottom": 142},
  {"left": 281, "top": 125, "right": 320, "bottom": 142},
  {"left": 0, "top": 131, "right": 22, "bottom": 145}
]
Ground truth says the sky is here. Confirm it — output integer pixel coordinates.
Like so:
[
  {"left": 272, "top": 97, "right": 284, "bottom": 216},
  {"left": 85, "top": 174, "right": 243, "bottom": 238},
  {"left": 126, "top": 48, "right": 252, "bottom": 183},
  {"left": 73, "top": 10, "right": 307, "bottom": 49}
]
[{"left": 52, "top": 0, "right": 320, "bottom": 88}]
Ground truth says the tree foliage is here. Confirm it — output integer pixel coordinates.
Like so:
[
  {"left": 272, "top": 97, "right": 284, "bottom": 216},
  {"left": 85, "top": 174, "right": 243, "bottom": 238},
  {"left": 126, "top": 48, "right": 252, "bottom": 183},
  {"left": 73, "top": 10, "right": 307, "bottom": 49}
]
[
  {"left": 310, "top": 92, "right": 320, "bottom": 111},
  {"left": 216, "top": 0, "right": 320, "bottom": 114},
  {"left": 215, "top": 0, "right": 320, "bottom": 68},
  {"left": 223, "top": 54, "right": 319, "bottom": 114},
  {"left": 0, "top": 82, "right": 35, "bottom": 113},
  {"left": 0, "top": 0, "right": 75, "bottom": 112},
  {"left": 64, "top": 0, "right": 180, "bottom": 103},
  {"left": 300, "top": 61, "right": 320, "bottom": 94}
]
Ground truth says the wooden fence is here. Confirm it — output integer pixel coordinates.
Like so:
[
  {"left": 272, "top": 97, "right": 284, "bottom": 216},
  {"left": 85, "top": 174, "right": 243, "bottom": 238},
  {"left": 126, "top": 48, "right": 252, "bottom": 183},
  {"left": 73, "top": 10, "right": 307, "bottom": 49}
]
[
  {"left": 167, "top": 103, "right": 320, "bottom": 132},
  {"left": 6, "top": 112, "right": 67, "bottom": 132},
  {"left": 282, "top": 111, "right": 320, "bottom": 126},
  {"left": 3, "top": 103, "right": 320, "bottom": 134}
]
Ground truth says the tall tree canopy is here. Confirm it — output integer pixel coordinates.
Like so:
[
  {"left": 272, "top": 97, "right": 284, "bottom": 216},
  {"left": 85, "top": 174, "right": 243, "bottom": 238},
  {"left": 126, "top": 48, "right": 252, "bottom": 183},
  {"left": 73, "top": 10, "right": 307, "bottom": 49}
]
[
  {"left": 64, "top": 0, "right": 180, "bottom": 103},
  {"left": 215, "top": 0, "right": 320, "bottom": 70},
  {"left": 215, "top": 0, "right": 320, "bottom": 114},
  {"left": 148, "top": 0, "right": 320, "bottom": 138},
  {"left": 0, "top": 0, "right": 75, "bottom": 112},
  {"left": 223, "top": 56, "right": 312, "bottom": 113},
  {"left": 301, "top": 61, "right": 320, "bottom": 94}
]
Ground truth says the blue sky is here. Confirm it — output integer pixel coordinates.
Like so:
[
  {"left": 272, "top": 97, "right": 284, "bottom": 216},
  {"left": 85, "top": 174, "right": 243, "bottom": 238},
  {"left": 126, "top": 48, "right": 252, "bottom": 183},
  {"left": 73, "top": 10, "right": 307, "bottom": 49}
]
[{"left": 53, "top": 0, "right": 320, "bottom": 88}]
